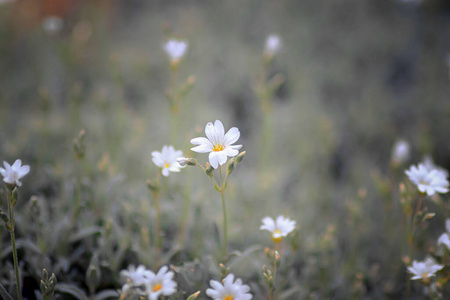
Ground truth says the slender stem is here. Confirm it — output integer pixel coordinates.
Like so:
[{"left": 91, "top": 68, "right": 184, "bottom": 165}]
[
  {"left": 270, "top": 244, "right": 279, "bottom": 300},
  {"left": 6, "top": 188, "right": 22, "bottom": 300},
  {"left": 219, "top": 165, "right": 228, "bottom": 257},
  {"left": 153, "top": 189, "right": 161, "bottom": 267},
  {"left": 169, "top": 66, "right": 179, "bottom": 144}
]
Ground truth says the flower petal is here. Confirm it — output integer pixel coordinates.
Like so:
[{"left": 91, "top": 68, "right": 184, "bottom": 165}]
[
  {"left": 209, "top": 152, "right": 219, "bottom": 169},
  {"left": 224, "top": 127, "right": 240, "bottom": 145}
]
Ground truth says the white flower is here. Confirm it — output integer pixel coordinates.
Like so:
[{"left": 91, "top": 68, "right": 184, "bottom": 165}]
[
  {"left": 437, "top": 219, "right": 450, "bottom": 250},
  {"left": 0, "top": 159, "right": 30, "bottom": 187},
  {"left": 422, "top": 155, "right": 449, "bottom": 178},
  {"left": 265, "top": 35, "right": 282, "bottom": 55},
  {"left": 119, "top": 265, "right": 177, "bottom": 299},
  {"left": 120, "top": 265, "right": 153, "bottom": 294},
  {"left": 144, "top": 266, "right": 177, "bottom": 300},
  {"left": 163, "top": 39, "right": 188, "bottom": 61},
  {"left": 42, "top": 16, "right": 63, "bottom": 34},
  {"left": 405, "top": 163, "right": 449, "bottom": 196},
  {"left": 190, "top": 120, "right": 242, "bottom": 169},
  {"left": 407, "top": 257, "right": 443, "bottom": 280},
  {"left": 391, "top": 139, "right": 410, "bottom": 164},
  {"left": 206, "top": 273, "right": 252, "bottom": 300},
  {"left": 260, "top": 216, "right": 296, "bottom": 243},
  {"left": 152, "top": 145, "right": 185, "bottom": 177}
]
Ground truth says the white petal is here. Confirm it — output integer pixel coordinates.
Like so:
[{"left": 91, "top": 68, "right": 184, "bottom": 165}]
[
  {"left": 217, "top": 151, "right": 228, "bottom": 166},
  {"left": 205, "top": 122, "right": 217, "bottom": 144},
  {"left": 224, "top": 127, "right": 240, "bottom": 145},
  {"left": 209, "top": 152, "right": 219, "bottom": 169},
  {"left": 224, "top": 147, "right": 239, "bottom": 157},
  {"left": 162, "top": 168, "right": 170, "bottom": 177},
  {"left": 214, "top": 120, "right": 225, "bottom": 137},
  {"left": 191, "top": 144, "right": 213, "bottom": 153},
  {"left": 12, "top": 159, "right": 22, "bottom": 169},
  {"left": 18, "top": 165, "right": 30, "bottom": 177}
]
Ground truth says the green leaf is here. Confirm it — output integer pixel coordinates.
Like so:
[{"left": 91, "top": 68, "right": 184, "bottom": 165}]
[
  {"left": 94, "top": 290, "right": 119, "bottom": 300},
  {"left": 54, "top": 283, "right": 88, "bottom": 300},
  {"left": 70, "top": 227, "right": 103, "bottom": 243},
  {"left": 0, "top": 283, "right": 14, "bottom": 300}
]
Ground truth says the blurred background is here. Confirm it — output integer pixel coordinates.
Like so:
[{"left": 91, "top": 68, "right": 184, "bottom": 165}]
[{"left": 0, "top": 0, "right": 450, "bottom": 299}]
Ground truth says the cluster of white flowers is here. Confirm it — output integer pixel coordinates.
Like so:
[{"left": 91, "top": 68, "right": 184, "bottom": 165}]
[
  {"left": 0, "top": 159, "right": 30, "bottom": 187},
  {"left": 206, "top": 273, "right": 252, "bottom": 300},
  {"left": 407, "top": 257, "right": 443, "bottom": 281},
  {"left": 163, "top": 39, "right": 188, "bottom": 62},
  {"left": 152, "top": 145, "right": 185, "bottom": 177},
  {"left": 260, "top": 216, "right": 296, "bottom": 243},
  {"left": 405, "top": 162, "right": 449, "bottom": 196},
  {"left": 120, "top": 265, "right": 177, "bottom": 300}
]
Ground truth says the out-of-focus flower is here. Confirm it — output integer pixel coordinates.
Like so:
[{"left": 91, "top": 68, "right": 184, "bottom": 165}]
[
  {"left": 163, "top": 39, "right": 188, "bottom": 61},
  {"left": 152, "top": 145, "right": 185, "bottom": 177},
  {"left": 190, "top": 120, "right": 242, "bottom": 169},
  {"left": 120, "top": 265, "right": 152, "bottom": 294},
  {"left": 0, "top": 159, "right": 30, "bottom": 187},
  {"left": 144, "top": 266, "right": 177, "bottom": 300},
  {"left": 391, "top": 139, "right": 410, "bottom": 164},
  {"left": 405, "top": 163, "right": 449, "bottom": 196},
  {"left": 437, "top": 219, "right": 450, "bottom": 250},
  {"left": 265, "top": 35, "right": 282, "bottom": 55},
  {"left": 119, "top": 265, "right": 177, "bottom": 299},
  {"left": 260, "top": 216, "right": 296, "bottom": 243},
  {"left": 42, "top": 16, "right": 64, "bottom": 34},
  {"left": 421, "top": 155, "right": 449, "bottom": 178},
  {"left": 206, "top": 273, "right": 252, "bottom": 300},
  {"left": 407, "top": 257, "right": 443, "bottom": 280}
]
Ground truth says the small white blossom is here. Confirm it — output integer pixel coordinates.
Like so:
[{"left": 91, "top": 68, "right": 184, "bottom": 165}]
[
  {"left": 152, "top": 145, "right": 185, "bottom": 177},
  {"left": 437, "top": 219, "right": 450, "bottom": 250},
  {"left": 144, "top": 266, "right": 177, "bottom": 300},
  {"left": 163, "top": 39, "right": 188, "bottom": 61},
  {"left": 407, "top": 257, "right": 443, "bottom": 280},
  {"left": 260, "top": 216, "right": 296, "bottom": 243},
  {"left": 391, "top": 139, "right": 410, "bottom": 164},
  {"left": 0, "top": 159, "right": 30, "bottom": 187},
  {"left": 206, "top": 273, "right": 252, "bottom": 300},
  {"left": 265, "top": 35, "right": 282, "bottom": 55},
  {"left": 422, "top": 155, "right": 449, "bottom": 178},
  {"left": 190, "top": 120, "right": 242, "bottom": 169},
  {"left": 120, "top": 265, "right": 177, "bottom": 299},
  {"left": 405, "top": 163, "right": 449, "bottom": 196},
  {"left": 42, "top": 16, "right": 63, "bottom": 34}
]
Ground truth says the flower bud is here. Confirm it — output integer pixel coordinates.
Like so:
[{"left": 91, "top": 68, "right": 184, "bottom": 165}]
[
  {"left": 227, "top": 159, "right": 235, "bottom": 174},
  {"left": 205, "top": 162, "right": 214, "bottom": 177},
  {"left": 187, "top": 291, "right": 201, "bottom": 299},
  {"left": 146, "top": 179, "right": 159, "bottom": 193},
  {"left": 236, "top": 151, "right": 246, "bottom": 163}
]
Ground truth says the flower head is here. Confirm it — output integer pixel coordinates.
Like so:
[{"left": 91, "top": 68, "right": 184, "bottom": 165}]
[
  {"left": 391, "top": 139, "right": 410, "bottom": 164},
  {"left": 190, "top": 120, "right": 242, "bottom": 169},
  {"left": 405, "top": 163, "right": 449, "bottom": 196},
  {"left": 265, "top": 35, "right": 282, "bottom": 55},
  {"left": 42, "top": 16, "right": 63, "bottom": 34},
  {"left": 422, "top": 155, "right": 449, "bottom": 178},
  {"left": 163, "top": 39, "right": 188, "bottom": 61},
  {"left": 120, "top": 265, "right": 177, "bottom": 300},
  {"left": 0, "top": 159, "right": 30, "bottom": 187},
  {"left": 152, "top": 145, "right": 185, "bottom": 177},
  {"left": 206, "top": 273, "right": 252, "bottom": 300},
  {"left": 144, "top": 266, "right": 177, "bottom": 300},
  {"left": 260, "top": 216, "right": 296, "bottom": 243},
  {"left": 407, "top": 257, "right": 443, "bottom": 280}
]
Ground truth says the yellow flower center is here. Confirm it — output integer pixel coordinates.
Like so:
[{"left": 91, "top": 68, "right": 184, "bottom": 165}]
[
  {"left": 272, "top": 230, "right": 282, "bottom": 243},
  {"left": 223, "top": 295, "right": 234, "bottom": 300},
  {"left": 422, "top": 272, "right": 428, "bottom": 279},
  {"left": 213, "top": 144, "right": 225, "bottom": 152},
  {"left": 152, "top": 283, "right": 162, "bottom": 292},
  {"left": 165, "top": 163, "right": 170, "bottom": 168}
]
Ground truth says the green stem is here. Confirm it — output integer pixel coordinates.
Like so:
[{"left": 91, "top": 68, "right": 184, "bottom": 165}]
[
  {"left": 219, "top": 165, "right": 227, "bottom": 258},
  {"left": 153, "top": 190, "right": 162, "bottom": 267},
  {"left": 7, "top": 188, "right": 22, "bottom": 300}
]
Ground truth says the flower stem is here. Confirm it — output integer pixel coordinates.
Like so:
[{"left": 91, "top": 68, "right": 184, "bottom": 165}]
[
  {"left": 6, "top": 188, "right": 22, "bottom": 300},
  {"left": 153, "top": 190, "right": 162, "bottom": 267},
  {"left": 219, "top": 165, "right": 228, "bottom": 258}
]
